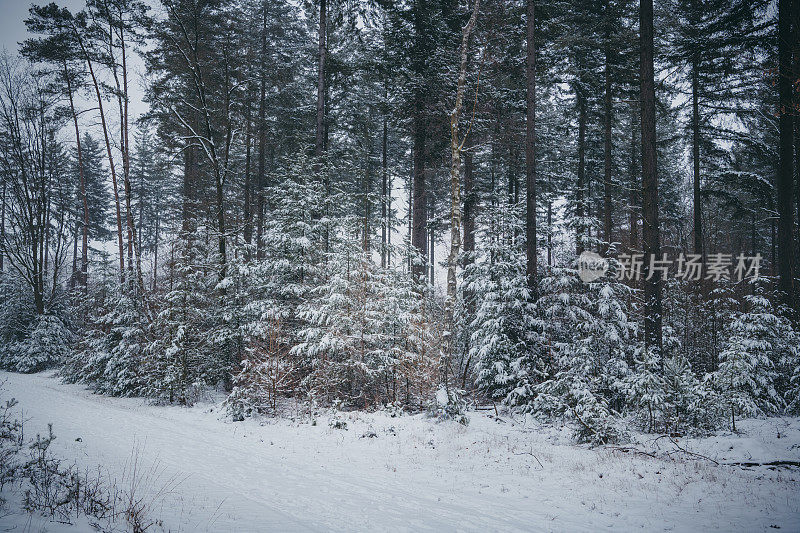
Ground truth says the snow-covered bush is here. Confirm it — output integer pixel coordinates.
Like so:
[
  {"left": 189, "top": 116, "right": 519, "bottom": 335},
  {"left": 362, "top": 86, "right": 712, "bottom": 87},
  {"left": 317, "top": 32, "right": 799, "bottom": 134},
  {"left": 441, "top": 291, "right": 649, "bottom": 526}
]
[
  {"left": 531, "top": 258, "right": 632, "bottom": 444},
  {"left": 293, "top": 216, "right": 427, "bottom": 408},
  {"left": 226, "top": 316, "right": 296, "bottom": 419},
  {"left": 10, "top": 315, "right": 73, "bottom": 373},
  {"left": 465, "top": 202, "right": 539, "bottom": 405},
  {"left": 661, "top": 355, "right": 718, "bottom": 434},
  {"left": 712, "top": 287, "right": 790, "bottom": 430},
  {"left": 429, "top": 386, "right": 469, "bottom": 425},
  {"left": 144, "top": 235, "right": 215, "bottom": 405},
  {"left": 623, "top": 343, "right": 665, "bottom": 432},
  {"left": 0, "top": 275, "right": 36, "bottom": 366}
]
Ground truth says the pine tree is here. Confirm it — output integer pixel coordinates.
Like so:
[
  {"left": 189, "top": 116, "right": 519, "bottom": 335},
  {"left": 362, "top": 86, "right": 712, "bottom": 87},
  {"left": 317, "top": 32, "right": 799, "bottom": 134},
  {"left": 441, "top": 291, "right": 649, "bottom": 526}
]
[
  {"left": 467, "top": 202, "right": 538, "bottom": 404},
  {"left": 714, "top": 289, "right": 788, "bottom": 430}
]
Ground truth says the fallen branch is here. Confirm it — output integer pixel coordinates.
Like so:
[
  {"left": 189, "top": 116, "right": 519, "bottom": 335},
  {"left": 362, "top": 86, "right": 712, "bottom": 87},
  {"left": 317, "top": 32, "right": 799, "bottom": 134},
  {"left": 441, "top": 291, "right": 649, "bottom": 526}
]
[
  {"left": 512, "top": 450, "right": 544, "bottom": 469},
  {"left": 608, "top": 446, "right": 659, "bottom": 460},
  {"left": 723, "top": 460, "right": 800, "bottom": 469},
  {"left": 650, "top": 435, "right": 720, "bottom": 466}
]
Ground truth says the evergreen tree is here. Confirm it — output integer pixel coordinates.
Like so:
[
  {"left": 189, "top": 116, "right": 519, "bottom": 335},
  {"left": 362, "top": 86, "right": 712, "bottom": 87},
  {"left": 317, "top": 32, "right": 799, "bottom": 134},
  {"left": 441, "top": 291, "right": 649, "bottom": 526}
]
[{"left": 713, "top": 289, "right": 788, "bottom": 430}]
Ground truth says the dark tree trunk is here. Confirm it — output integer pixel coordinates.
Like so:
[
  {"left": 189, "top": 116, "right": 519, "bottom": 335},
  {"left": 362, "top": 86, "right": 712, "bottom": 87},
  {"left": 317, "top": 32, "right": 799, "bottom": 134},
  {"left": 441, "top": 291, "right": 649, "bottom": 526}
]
[
  {"left": 70, "top": 219, "right": 78, "bottom": 289},
  {"left": 691, "top": 56, "right": 703, "bottom": 257},
  {"left": 777, "top": 0, "right": 796, "bottom": 311},
  {"left": 464, "top": 146, "right": 476, "bottom": 261},
  {"left": 315, "top": 0, "right": 327, "bottom": 163},
  {"left": 429, "top": 205, "right": 435, "bottom": 283},
  {"left": 640, "top": 0, "right": 663, "bottom": 353},
  {"left": 153, "top": 202, "right": 160, "bottom": 292},
  {"left": 525, "top": 0, "right": 538, "bottom": 291},
  {"left": 526, "top": 0, "right": 537, "bottom": 287},
  {"left": 256, "top": 4, "right": 268, "bottom": 260},
  {"left": 411, "top": 101, "right": 427, "bottom": 280},
  {"left": 794, "top": 0, "right": 800, "bottom": 259},
  {"left": 182, "top": 137, "right": 198, "bottom": 236},
  {"left": 363, "top": 133, "right": 371, "bottom": 253},
  {"left": 243, "top": 94, "right": 253, "bottom": 249},
  {"left": 382, "top": 114, "right": 388, "bottom": 268},
  {"left": 603, "top": 25, "right": 613, "bottom": 248},
  {"left": 629, "top": 102, "right": 639, "bottom": 252},
  {"left": 576, "top": 89, "right": 587, "bottom": 256}
]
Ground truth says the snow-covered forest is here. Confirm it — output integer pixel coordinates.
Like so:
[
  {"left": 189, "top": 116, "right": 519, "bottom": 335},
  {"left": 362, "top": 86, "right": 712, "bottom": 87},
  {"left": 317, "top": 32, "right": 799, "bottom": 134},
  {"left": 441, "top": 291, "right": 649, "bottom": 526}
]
[{"left": 0, "top": 0, "right": 798, "bottom": 529}]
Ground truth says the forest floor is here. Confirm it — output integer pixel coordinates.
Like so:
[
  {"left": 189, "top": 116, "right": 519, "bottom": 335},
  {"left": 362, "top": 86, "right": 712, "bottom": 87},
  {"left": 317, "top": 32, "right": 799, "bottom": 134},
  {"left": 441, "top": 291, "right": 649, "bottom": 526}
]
[{"left": 0, "top": 371, "right": 798, "bottom": 532}]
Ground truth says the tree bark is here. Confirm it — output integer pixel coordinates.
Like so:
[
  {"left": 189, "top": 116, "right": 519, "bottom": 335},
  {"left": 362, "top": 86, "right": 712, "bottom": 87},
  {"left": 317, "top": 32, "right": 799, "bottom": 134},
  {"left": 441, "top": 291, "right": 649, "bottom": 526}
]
[
  {"left": 576, "top": 89, "right": 586, "bottom": 256},
  {"left": 243, "top": 94, "right": 253, "bottom": 248},
  {"left": 256, "top": 3, "right": 268, "bottom": 260},
  {"left": 411, "top": 100, "right": 427, "bottom": 280},
  {"left": 526, "top": 0, "right": 537, "bottom": 287},
  {"left": 603, "top": 17, "right": 613, "bottom": 249},
  {"left": 629, "top": 101, "right": 639, "bottom": 251},
  {"left": 381, "top": 113, "right": 388, "bottom": 268},
  {"left": 691, "top": 55, "right": 703, "bottom": 257},
  {"left": 640, "top": 0, "right": 663, "bottom": 353},
  {"left": 464, "top": 147, "right": 475, "bottom": 261},
  {"left": 315, "top": 0, "right": 327, "bottom": 163},
  {"left": 777, "top": 0, "right": 796, "bottom": 311},
  {"left": 64, "top": 62, "right": 88, "bottom": 289},
  {"left": 446, "top": 0, "right": 480, "bottom": 305}
]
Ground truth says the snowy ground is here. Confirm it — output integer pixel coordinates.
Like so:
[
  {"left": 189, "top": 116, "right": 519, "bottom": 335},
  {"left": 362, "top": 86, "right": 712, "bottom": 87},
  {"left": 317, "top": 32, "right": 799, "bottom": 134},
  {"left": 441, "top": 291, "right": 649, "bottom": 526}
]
[{"left": 1, "top": 371, "right": 798, "bottom": 532}]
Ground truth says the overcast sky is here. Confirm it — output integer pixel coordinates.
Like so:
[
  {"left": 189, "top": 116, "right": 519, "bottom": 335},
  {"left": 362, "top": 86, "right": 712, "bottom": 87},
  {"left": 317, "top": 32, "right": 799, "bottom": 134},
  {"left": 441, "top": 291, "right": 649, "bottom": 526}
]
[{"left": 1, "top": 0, "right": 150, "bottom": 124}]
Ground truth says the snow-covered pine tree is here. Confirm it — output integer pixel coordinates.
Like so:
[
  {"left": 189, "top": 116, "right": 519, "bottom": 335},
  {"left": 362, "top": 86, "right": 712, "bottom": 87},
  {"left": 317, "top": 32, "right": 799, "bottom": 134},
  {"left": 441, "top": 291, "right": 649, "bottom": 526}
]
[
  {"left": 624, "top": 343, "right": 665, "bottom": 432},
  {"left": 466, "top": 201, "right": 536, "bottom": 405},
  {"left": 661, "top": 353, "right": 718, "bottom": 433},
  {"left": 0, "top": 274, "right": 36, "bottom": 370},
  {"left": 0, "top": 273, "right": 73, "bottom": 373},
  {"left": 713, "top": 285, "right": 787, "bottom": 430},
  {"left": 145, "top": 232, "right": 214, "bottom": 405},
  {"left": 293, "top": 215, "right": 396, "bottom": 407},
  {"left": 532, "top": 248, "right": 633, "bottom": 443}
]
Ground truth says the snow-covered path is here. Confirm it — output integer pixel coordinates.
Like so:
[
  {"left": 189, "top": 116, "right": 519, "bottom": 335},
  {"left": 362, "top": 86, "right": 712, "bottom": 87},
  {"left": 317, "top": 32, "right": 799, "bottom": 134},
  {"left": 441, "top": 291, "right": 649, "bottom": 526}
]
[{"left": 1, "top": 371, "right": 798, "bottom": 532}]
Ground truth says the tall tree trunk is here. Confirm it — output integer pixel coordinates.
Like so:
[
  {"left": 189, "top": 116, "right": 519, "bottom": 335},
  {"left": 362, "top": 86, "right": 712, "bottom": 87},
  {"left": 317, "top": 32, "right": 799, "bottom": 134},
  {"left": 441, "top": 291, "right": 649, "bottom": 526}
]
[
  {"left": 640, "top": 0, "right": 663, "bottom": 353},
  {"left": 64, "top": 62, "right": 88, "bottom": 289},
  {"left": 363, "top": 131, "right": 372, "bottom": 253},
  {"left": 446, "top": 0, "right": 479, "bottom": 307},
  {"left": 777, "top": 0, "right": 797, "bottom": 311},
  {"left": 429, "top": 206, "right": 435, "bottom": 283},
  {"left": 526, "top": 0, "right": 537, "bottom": 288},
  {"left": 464, "top": 147, "right": 475, "bottom": 261},
  {"left": 629, "top": 101, "right": 639, "bottom": 251},
  {"left": 182, "top": 137, "right": 198, "bottom": 236},
  {"left": 315, "top": 0, "right": 327, "bottom": 163},
  {"left": 256, "top": 3, "right": 268, "bottom": 260},
  {"left": 71, "top": 218, "right": 78, "bottom": 289},
  {"left": 691, "top": 56, "right": 703, "bottom": 257},
  {"left": 576, "top": 89, "right": 587, "bottom": 256},
  {"left": 381, "top": 24, "right": 390, "bottom": 268},
  {"left": 243, "top": 96, "right": 253, "bottom": 249},
  {"left": 381, "top": 113, "right": 389, "bottom": 268},
  {"left": 411, "top": 102, "right": 427, "bottom": 280},
  {"left": 153, "top": 200, "right": 160, "bottom": 292},
  {"left": 603, "top": 21, "right": 613, "bottom": 248},
  {"left": 118, "top": 25, "right": 143, "bottom": 295},
  {"left": 73, "top": 24, "right": 125, "bottom": 278},
  {"left": 794, "top": 0, "right": 800, "bottom": 260}
]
